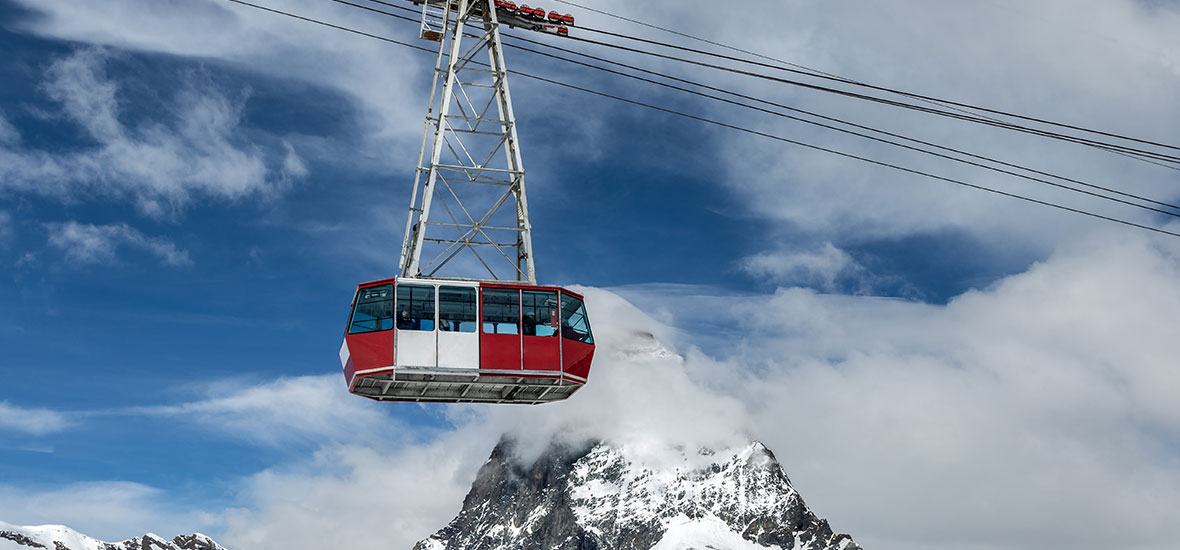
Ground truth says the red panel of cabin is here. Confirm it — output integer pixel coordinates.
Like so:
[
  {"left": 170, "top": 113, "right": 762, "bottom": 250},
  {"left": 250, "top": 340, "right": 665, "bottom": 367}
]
[
  {"left": 562, "top": 340, "right": 593, "bottom": 381},
  {"left": 521, "top": 289, "right": 561, "bottom": 372},
  {"left": 523, "top": 334, "right": 560, "bottom": 372},
  {"left": 343, "top": 279, "right": 397, "bottom": 386},
  {"left": 481, "top": 332, "right": 521, "bottom": 371},
  {"left": 344, "top": 330, "right": 394, "bottom": 378},
  {"left": 480, "top": 286, "right": 523, "bottom": 372}
]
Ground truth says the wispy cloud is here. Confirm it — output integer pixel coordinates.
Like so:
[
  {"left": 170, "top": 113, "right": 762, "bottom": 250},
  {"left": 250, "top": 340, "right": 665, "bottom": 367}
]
[
  {"left": 220, "top": 441, "right": 479, "bottom": 550},
  {"left": 740, "top": 242, "right": 868, "bottom": 292},
  {"left": 46, "top": 221, "right": 191, "bottom": 267},
  {"left": 697, "top": 0, "right": 1180, "bottom": 254},
  {"left": 0, "top": 110, "right": 20, "bottom": 145},
  {"left": 138, "top": 375, "right": 395, "bottom": 447},
  {"left": 9, "top": 0, "right": 425, "bottom": 155},
  {"left": 0, "top": 481, "right": 209, "bottom": 543},
  {"left": 0, "top": 210, "right": 13, "bottom": 248},
  {"left": 0, "top": 401, "right": 73, "bottom": 435},
  {"left": 0, "top": 48, "right": 305, "bottom": 218}
]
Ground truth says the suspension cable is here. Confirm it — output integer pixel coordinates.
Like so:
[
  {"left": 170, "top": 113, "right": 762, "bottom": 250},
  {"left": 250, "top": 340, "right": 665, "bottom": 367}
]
[
  {"left": 223, "top": 0, "right": 1180, "bottom": 240},
  {"left": 554, "top": 2, "right": 1180, "bottom": 156},
  {"left": 344, "top": 0, "right": 1180, "bottom": 214},
  {"left": 366, "top": 0, "right": 1180, "bottom": 168}
]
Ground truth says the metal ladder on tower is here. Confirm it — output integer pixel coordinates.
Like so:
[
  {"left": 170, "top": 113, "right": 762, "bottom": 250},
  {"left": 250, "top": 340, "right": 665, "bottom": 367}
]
[
  {"left": 417, "top": 0, "right": 448, "bottom": 41},
  {"left": 400, "top": 0, "right": 537, "bottom": 285}
]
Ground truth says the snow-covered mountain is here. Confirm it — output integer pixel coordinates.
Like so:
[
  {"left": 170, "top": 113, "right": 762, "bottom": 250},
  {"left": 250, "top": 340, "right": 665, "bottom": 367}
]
[
  {"left": 0, "top": 522, "right": 227, "bottom": 550},
  {"left": 415, "top": 437, "right": 858, "bottom": 550},
  {"left": 2, "top": 437, "right": 856, "bottom": 550}
]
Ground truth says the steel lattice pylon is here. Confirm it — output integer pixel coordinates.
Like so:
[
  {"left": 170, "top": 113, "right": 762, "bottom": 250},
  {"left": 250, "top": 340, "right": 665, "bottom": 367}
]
[{"left": 399, "top": 0, "right": 537, "bottom": 285}]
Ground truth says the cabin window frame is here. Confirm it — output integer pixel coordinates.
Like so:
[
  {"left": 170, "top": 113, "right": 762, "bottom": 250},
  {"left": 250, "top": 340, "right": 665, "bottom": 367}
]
[
  {"left": 396, "top": 284, "right": 436, "bottom": 331},
  {"left": 347, "top": 284, "right": 395, "bottom": 334}
]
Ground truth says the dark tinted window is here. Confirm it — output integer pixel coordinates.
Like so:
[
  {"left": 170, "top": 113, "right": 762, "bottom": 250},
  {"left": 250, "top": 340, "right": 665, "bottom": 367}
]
[
  {"left": 396, "top": 284, "right": 435, "bottom": 331},
  {"left": 482, "top": 288, "right": 519, "bottom": 334},
  {"left": 560, "top": 294, "right": 593, "bottom": 344},
  {"left": 348, "top": 285, "right": 394, "bottom": 334},
  {"left": 439, "top": 286, "right": 477, "bottom": 332},
  {"left": 522, "top": 290, "right": 558, "bottom": 337}
]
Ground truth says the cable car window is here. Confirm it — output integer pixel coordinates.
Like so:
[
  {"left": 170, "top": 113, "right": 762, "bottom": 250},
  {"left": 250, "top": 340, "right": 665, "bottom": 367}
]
[
  {"left": 482, "top": 288, "right": 519, "bottom": 334},
  {"left": 522, "top": 290, "right": 558, "bottom": 337},
  {"left": 439, "top": 286, "right": 477, "bottom": 332},
  {"left": 348, "top": 284, "right": 394, "bottom": 334},
  {"left": 396, "top": 284, "right": 435, "bottom": 331},
  {"left": 560, "top": 293, "right": 593, "bottom": 344}
]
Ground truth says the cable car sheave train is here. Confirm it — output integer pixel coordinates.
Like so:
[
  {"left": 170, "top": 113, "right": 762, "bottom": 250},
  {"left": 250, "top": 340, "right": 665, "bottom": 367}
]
[{"left": 341, "top": 279, "right": 594, "bottom": 404}]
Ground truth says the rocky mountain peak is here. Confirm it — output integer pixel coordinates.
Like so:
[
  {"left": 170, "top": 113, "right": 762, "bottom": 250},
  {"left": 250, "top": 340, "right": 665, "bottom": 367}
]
[{"left": 415, "top": 436, "right": 858, "bottom": 550}]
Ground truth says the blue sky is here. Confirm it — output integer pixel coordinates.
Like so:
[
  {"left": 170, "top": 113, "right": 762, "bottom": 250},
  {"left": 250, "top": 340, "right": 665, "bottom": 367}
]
[{"left": 3, "top": 1, "right": 1180, "bottom": 549}]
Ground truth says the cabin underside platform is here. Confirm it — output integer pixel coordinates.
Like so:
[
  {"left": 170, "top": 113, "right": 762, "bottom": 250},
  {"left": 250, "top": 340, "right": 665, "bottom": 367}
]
[{"left": 350, "top": 367, "right": 583, "bottom": 404}]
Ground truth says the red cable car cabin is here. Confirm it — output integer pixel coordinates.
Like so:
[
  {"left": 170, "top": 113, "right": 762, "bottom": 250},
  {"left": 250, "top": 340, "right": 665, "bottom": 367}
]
[{"left": 340, "top": 277, "right": 595, "bottom": 404}]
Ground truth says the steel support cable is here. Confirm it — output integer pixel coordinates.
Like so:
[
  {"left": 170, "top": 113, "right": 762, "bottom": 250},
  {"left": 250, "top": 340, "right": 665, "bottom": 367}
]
[
  {"left": 550, "top": 0, "right": 1180, "bottom": 173},
  {"left": 229, "top": 0, "right": 432, "bottom": 51},
  {"left": 549, "top": 3, "right": 1180, "bottom": 157},
  {"left": 223, "top": 0, "right": 1180, "bottom": 239},
  {"left": 521, "top": 71, "right": 1180, "bottom": 237},
  {"left": 343, "top": 0, "right": 1180, "bottom": 214},
  {"left": 369, "top": 0, "right": 1180, "bottom": 166},
  {"left": 551, "top": 0, "right": 844, "bottom": 80},
  {"left": 547, "top": 0, "right": 1010, "bottom": 129},
  {"left": 496, "top": 35, "right": 1180, "bottom": 218},
  {"left": 559, "top": 33, "right": 1180, "bottom": 165}
]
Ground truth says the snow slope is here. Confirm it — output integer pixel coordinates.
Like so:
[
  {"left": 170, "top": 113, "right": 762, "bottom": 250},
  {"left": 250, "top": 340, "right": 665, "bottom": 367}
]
[{"left": 0, "top": 521, "right": 226, "bottom": 550}]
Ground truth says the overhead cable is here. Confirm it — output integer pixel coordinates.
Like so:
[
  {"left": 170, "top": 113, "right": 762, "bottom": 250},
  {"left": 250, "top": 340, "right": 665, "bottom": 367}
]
[
  {"left": 551, "top": 3, "right": 1180, "bottom": 157},
  {"left": 549, "top": 0, "right": 1014, "bottom": 128},
  {"left": 367, "top": 0, "right": 1180, "bottom": 167},
  {"left": 561, "top": 32, "right": 1180, "bottom": 165},
  {"left": 223, "top": 0, "right": 1180, "bottom": 239},
  {"left": 347, "top": 0, "right": 1180, "bottom": 215},
  {"left": 498, "top": 34, "right": 1180, "bottom": 216}
]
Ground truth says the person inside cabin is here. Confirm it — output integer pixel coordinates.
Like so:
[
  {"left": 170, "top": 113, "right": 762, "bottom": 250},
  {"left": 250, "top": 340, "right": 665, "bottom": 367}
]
[{"left": 397, "top": 309, "right": 414, "bottom": 330}]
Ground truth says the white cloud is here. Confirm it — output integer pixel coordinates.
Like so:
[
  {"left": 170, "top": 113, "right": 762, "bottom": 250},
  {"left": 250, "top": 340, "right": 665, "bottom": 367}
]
[
  {"left": 280, "top": 142, "right": 308, "bottom": 181},
  {"left": 704, "top": 0, "right": 1180, "bottom": 250},
  {"left": 0, "top": 401, "right": 72, "bottom": 435},
  {"left": 618, "top": 233, "right": 1180, "bottom": 550},
  {"left": 9, "top": 0, "right": 1179, "bottom": 254},
  {"left": 0, "top": 111, "right": 20, "bottom": 145},
  {"left": 0, "top": 210, "right": 13, "bottom": 246},
  {"left": 740, "top": 242, "right": 865, "bottom": 291},
  {"left": 41, "top": 48, "right": 124, "bottom": 143},
  {"left": 60, "top": 234, "right": 1168, "bottom": 550},
  {"left": 46, "top": 221, "right": 191, "bottom": 267},
  {"left": 220, "top": 441, "right": 479, "bottom": 550},
  {"left": 0, "top": 48, "right": 304, "bottom": 218},
  {"left": 141, "top": 375, "right": 399, "bottom": 448},
  {"left": 0, "top": 481, "right": 210, "bottom": 543},
  {"left": 10, "top": 0, "right": 425, "bottom": 151},
  {"left": 488, "top": 0, "right": 1180, "bottom": 257}
]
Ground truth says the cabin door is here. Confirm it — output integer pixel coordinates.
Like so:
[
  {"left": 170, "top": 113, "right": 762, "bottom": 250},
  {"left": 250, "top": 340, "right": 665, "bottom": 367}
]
[
  {"left": 437, "top": 284, "right": 479, "bottom": 369},
  {"left": 395, "top": 283, "right": 437, "bottom": 368}
]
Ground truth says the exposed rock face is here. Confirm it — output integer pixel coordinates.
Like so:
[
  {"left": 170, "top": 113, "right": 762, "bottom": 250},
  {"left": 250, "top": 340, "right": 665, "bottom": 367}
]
[
  {"left": 0, "top": 522, "right": 228, "bottom": 550},
  {"left": 415, "top": 438, "right": 858, "bottom": 550}
]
